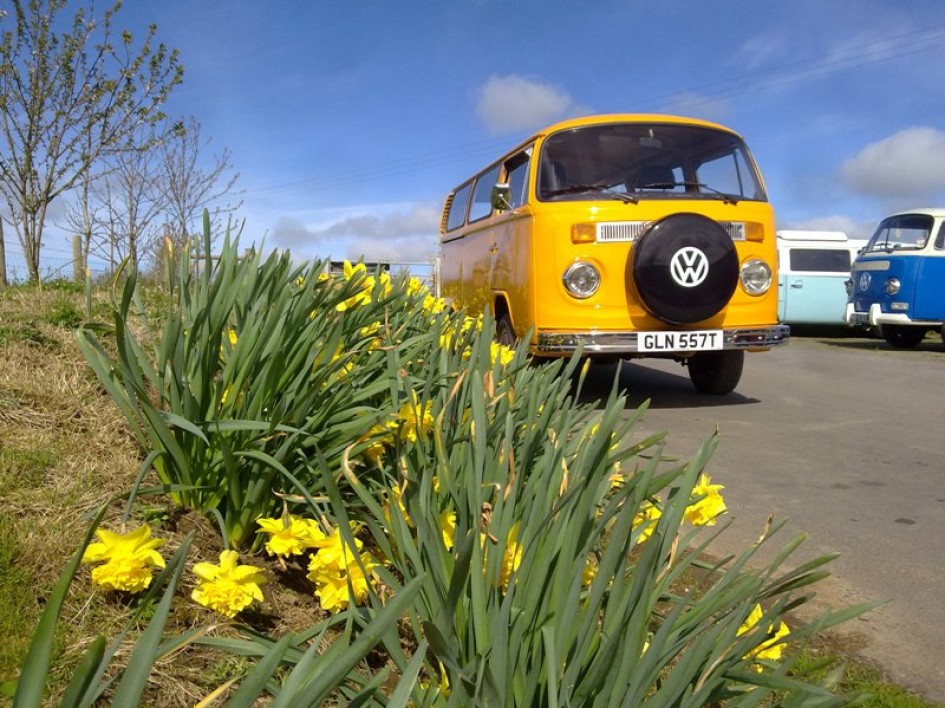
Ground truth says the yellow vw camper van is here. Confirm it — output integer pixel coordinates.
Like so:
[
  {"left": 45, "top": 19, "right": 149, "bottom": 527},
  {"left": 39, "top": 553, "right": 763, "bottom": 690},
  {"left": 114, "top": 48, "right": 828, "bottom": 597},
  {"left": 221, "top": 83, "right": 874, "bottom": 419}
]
[{"left": 438, "top": 114, "right": 788, "bottom": 394}]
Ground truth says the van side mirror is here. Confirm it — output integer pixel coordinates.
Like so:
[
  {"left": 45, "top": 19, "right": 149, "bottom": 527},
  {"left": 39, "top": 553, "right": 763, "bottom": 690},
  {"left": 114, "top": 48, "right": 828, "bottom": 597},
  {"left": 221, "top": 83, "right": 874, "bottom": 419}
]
[{"left": 491, "top": 183, "right": 512, "bottom": 211}]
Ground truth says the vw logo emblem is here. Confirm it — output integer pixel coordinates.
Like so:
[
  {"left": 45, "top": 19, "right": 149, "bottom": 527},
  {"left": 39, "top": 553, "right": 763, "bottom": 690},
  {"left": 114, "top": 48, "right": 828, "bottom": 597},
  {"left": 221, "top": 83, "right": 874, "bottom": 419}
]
[
  {"left": 670, "top": 247, "right": 709, "bottom": 287},
  {"left": 858, "top": 272, "right": 871, "bottom": 291}
]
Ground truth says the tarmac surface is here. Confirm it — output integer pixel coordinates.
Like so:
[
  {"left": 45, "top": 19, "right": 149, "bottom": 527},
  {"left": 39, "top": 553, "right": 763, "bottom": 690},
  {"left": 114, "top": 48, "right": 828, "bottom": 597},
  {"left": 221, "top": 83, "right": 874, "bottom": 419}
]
[{"left": 577, "top": 327, "right": 945, "bottom": 702}]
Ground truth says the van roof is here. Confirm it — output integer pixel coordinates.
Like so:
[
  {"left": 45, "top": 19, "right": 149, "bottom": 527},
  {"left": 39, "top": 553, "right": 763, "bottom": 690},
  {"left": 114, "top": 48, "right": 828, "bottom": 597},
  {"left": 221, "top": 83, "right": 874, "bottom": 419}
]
[
  {"left": 884, "top": 208, "right": 945, "bottom": 219},
  {"left": 777, "top": 230, "right": 849, "bottom": 242},
  {"left": 535, "top": 113, "right": 739, "bottom": 139}
]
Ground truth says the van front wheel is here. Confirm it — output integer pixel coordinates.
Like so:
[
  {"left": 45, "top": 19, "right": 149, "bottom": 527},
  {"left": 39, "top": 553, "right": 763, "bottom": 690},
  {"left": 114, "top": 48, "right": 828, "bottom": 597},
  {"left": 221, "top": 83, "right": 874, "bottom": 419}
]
[
  {"left": 881, "top": 325, "right": 926, "bottom": 349},
  {"left": 687, "top": 350, "right": 744, "bottom": 395},
  {"left": 496, "top": 314, "right": 516, "bottom": 346}
]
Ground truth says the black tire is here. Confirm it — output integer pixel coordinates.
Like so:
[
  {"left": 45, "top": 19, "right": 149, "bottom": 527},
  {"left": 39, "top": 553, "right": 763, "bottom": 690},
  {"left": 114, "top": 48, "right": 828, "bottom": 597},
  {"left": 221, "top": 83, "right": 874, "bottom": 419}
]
[
  {"left": 496, "top": 313, "right": 516, "bottom": 346},
  {"left": 687, "top": 350, "right": 744, "bottom": 395},
  {"left": 630, "top": 213, "right": 739, "bottom": 324},
  {"left": 881, "top": 325, "right": 926, "bottom": 349}
]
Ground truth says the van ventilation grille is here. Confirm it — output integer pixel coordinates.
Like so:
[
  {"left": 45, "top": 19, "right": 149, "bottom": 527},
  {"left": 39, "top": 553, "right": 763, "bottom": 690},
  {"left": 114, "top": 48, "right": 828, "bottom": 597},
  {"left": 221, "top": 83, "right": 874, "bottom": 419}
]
[
  {"left": 594, "top": 221, "right": 746, "bottom": 242},
  {"left": 596, "top": 222, "right": 648, "bottom": 242}
]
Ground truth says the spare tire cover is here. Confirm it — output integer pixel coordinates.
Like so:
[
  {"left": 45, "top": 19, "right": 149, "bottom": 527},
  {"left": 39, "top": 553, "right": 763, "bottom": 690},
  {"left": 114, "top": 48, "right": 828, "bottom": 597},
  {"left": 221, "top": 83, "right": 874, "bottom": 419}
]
[{"left": 630, "top": 213, "right": 738, "bottom": 324}]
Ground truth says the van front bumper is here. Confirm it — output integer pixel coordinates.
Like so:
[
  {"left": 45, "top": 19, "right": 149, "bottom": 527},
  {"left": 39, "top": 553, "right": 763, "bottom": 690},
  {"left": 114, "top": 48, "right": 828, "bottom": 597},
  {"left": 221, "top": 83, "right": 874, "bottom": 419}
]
[
  {"left": 844, "top": 303, "right": 942, "bottom": 328},
  {"left": 535, "top": 325, "right": 790, "bottom": 354}
]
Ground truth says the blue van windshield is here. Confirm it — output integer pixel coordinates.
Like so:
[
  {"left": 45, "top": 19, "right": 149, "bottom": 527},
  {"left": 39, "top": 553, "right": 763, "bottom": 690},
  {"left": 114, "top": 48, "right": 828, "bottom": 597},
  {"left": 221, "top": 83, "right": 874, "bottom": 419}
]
[{"left": 865, "top": 214, "right": 934, "bottom": 253}]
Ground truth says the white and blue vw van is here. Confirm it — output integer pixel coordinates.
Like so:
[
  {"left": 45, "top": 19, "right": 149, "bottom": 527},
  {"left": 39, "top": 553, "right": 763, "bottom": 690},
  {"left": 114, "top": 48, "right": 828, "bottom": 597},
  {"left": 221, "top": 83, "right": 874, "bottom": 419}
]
[
  {"left": 844, "top": 208, "right": 945, "bottom": 348},
  {"left": 777, "top": 230, "right": 866, "bottom": 325}
]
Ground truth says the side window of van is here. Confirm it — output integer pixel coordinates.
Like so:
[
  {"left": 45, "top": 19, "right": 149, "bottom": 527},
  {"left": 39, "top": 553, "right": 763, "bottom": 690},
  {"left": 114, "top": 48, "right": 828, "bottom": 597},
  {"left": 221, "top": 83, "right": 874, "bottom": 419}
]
[
  {"left": 446, "top": 183, "right": 472, "bottom": 231},
  {"left": 935, "top": 222, "right": 945, "bottom": 250},
  {"left": 789, "top": 248, "right": 852, "bottom": 273},
  {"left": 505, "top": 150, "right": 531, "bottom": 208},
  {"left": 469, "top": 165, "right": 501, "bottom": 222}
]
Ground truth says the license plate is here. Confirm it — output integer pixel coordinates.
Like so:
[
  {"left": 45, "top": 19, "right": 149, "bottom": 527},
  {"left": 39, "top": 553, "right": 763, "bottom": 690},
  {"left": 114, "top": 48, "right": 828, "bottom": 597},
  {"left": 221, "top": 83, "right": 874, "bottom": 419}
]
[
  {"left": 849, "top": 312, "right": 868, "bottom": 325},
  {"left": 638, "top": 330, "right": 723, "bottom": 352}
]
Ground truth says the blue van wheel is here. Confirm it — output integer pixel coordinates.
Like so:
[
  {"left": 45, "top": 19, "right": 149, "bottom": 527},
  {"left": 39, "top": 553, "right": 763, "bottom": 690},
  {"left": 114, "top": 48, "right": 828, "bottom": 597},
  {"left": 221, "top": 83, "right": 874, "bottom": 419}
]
[{"left": 881, "top": 325, "right": 927, "bottom": 349}]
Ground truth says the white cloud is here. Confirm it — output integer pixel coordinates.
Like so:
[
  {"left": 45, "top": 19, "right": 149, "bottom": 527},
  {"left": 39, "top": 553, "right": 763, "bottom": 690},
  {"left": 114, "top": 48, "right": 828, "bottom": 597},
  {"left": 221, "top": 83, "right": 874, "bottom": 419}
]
[
  {"left": 735, "top": 33, "right": 788, "bottom": 71},
  {"left": 842, "top": 127, "right": 945, "bottom": 200},
  {"left": 271, "top": 202, "right": 440, "bottom": 263},
  {"left": 476, "top": 75, "right": 585, "bottom": 135}
]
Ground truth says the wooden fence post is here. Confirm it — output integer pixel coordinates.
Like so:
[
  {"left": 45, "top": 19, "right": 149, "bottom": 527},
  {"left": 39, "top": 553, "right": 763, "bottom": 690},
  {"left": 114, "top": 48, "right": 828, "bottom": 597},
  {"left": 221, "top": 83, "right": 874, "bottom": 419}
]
[
  {"left": 72, "top": 235, "right": 84, "bottom": 284},
  {"left": 0, "top": 220, "right": 8, "bottom": 287}
]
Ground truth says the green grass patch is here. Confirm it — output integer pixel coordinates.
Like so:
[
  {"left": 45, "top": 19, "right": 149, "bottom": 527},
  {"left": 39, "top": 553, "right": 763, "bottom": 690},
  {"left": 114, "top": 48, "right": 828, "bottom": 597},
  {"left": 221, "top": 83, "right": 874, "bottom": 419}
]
[
  {"left": 43, "top": 299, "right": 83, "bottom": 329},
  {"left": 0, "top": 443, "right": 60, "bottom": 492},
  {"left": 792, "top": 637, "right": 941, "bottom": 707},
  {"left": 0, "top": 515, "right": 43, "bottom": 689}
]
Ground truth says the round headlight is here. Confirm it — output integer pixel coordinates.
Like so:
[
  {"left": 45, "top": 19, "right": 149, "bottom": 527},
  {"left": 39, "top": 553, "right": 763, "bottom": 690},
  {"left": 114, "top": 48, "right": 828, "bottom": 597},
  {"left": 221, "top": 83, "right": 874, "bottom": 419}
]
[
  {"left": 563, "top": 261, "right": 600, "bottom": 299},
  {"left": 885, "top": 277, "right": 901, "bottom": 295},
  {"left": 740, "top": 258, "right": 772, "bottom": 295}
]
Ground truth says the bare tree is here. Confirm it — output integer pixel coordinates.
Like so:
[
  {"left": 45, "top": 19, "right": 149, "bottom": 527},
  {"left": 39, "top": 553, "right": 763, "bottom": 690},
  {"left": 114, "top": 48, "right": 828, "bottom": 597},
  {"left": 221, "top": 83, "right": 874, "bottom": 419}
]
[
  {"left": 161, "top": 116, "right": 241, "bottom": 252},
  {"left": 0, "top": 0, "right": 183, "bottom": 282},
  {"left": 91, "top": 128, "right": 170, "bottom": 269}
]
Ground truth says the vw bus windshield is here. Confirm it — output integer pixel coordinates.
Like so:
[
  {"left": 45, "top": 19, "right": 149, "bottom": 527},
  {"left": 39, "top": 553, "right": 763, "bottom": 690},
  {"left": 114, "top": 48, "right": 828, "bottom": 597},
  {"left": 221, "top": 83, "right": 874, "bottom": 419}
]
[
  {"left": 865, "top": 214, "right": 934, "bottom": 253},
  {"left": 537, "top": 122, "right": 766, "bottom": 203}
]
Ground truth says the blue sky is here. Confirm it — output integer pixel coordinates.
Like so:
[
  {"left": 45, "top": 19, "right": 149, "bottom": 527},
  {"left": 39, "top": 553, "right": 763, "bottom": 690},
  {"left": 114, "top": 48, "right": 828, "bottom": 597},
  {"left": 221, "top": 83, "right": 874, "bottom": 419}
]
[{"left": 18, "top": 0, "right": 945, "bottom": 273}]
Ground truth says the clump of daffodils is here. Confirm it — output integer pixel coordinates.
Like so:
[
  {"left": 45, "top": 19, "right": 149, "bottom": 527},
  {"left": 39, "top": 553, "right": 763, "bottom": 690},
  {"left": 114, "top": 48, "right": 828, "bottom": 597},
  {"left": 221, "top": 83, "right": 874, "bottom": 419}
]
[
  {"left": 306, "top": 524, "right": 380, "bottom": 613},
  {"left": 359, "top": 390, "right": 436, "bottom": 465},
  {"left": 81, "top": 524, "right": 166, "bottom": 593},
  {"left": 191, "top": 550, "right": 266, "bottom": 618}
]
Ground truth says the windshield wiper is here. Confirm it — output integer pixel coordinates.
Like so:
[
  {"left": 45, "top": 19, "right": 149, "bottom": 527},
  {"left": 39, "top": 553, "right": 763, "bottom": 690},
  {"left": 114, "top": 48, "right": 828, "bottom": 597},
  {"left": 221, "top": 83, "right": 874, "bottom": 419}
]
[
  {"left": 637, "top": 180, "right": 739, "bottom": 205},
  {"left": 545, "top": 183, "right": 638, "bottom": 203}
]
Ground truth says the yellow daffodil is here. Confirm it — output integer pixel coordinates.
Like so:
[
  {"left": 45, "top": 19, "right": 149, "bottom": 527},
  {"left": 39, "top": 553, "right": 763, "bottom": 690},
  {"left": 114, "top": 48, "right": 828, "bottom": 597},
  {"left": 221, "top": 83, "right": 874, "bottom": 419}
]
[
  {"left": 384, "top": 482, "right": 411, "bottom": 527},
  {"left": 422, "top": 293, "right": 447, "bottom": 314},
  {"left": 582, "top": 555, "right": 599, "bottom": 586},
  {"left": 336, "top": 261, "right": 374, "bottom": 311},
  {"left": 82, "top": 525, "right": 166, "bottom": 593},
  {"left": 256, "top": 514, "right": 327, "bottom": 557},
  {"left": 306, "top": 525, "right": 378, "bottom": 613},
  {"left": 439, "top": 508, "right": 456, "bottom": 550},
  {"left": 418, "top": 661, "right": 451, "bottom": 699},
  {"left": 343, "top": 260, "right": 367, "bottom": 280},
  {"left": 398, "top": 391, "right": 434, "bottom": 443},
  {"left": 407, "top": 277, "right": 426, "bottom": 297},
  {"left": 490, "top": 341, "right": 515, "bottom": 367},
  {"left": 191, "top": 550, "right": 266, "bottom": 618},
  {"left": 737, "top": 604, "right": 791, "bottom": 666},
  {"left": 632, "top": 501, "right": 662, "bottom": 544},
  {"left": 362, "top": 422, "right": 394, "bottom": 464},
  {"left": 498, "top": 523, "right": 523, "bottom": 591},
  {"left": 684, "top": 473, "right": 727, "bottom": 526}
]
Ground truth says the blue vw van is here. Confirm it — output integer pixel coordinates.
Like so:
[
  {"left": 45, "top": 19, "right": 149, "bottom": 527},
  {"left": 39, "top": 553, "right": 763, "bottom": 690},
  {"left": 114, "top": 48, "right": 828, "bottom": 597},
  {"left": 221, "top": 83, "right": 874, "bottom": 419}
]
[
  {"left": 777, "top": 230, "right": 866, "bottom": 325},
  {"left": 845, "top": 208, "right": 945, "bottom": 348}
]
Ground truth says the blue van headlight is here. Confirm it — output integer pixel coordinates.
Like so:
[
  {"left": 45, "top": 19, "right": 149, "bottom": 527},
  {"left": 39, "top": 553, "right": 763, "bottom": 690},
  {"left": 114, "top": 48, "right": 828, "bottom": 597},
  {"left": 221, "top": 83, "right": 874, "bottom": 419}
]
[
  {"left": 885, "top": 277, "right": 901, "bottom": 295},
  {"left": 740, "top": 259, "right": 772, "bottom": 295},
  {"left": 563, "top": 261, "right": 600, "bottom": 298}
]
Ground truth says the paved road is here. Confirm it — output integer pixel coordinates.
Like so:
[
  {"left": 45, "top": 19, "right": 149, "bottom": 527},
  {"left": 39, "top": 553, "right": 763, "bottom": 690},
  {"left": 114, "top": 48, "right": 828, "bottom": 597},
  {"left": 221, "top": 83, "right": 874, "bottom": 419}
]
[{"left": 578, "top": 330, "right": 945, "bottom": 702}]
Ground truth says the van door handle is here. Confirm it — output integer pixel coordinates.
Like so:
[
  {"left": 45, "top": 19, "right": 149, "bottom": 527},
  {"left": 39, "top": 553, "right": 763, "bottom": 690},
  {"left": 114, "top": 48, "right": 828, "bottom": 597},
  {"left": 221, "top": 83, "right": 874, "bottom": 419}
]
[{"left": 790, "top": 280, "right": 803, "bottom": 288}]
